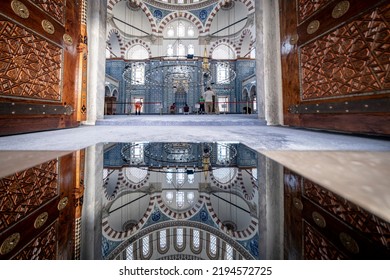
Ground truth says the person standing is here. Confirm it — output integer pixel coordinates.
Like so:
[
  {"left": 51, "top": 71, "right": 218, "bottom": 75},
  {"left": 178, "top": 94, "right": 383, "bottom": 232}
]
[
  {"left": 204, "top": 87, "right": 215, "bottom": 114},
  {"left": 170, "top": 103, "right": 176, "bottom": 114},
  {"left": 135, "top": 101, "right": 142, "bottom": 115},
  {"left": 198, "top": 95, "right": 205, "bottom": 114}
]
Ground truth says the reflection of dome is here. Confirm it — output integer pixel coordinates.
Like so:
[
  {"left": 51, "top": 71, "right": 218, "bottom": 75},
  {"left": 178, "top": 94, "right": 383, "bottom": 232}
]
[
  {"left": 222, "top": 220, "right": 237, "bottom": 231},
  {"left": 124, "top": 167, "right": 148, "bottom": 183},
  {"left": 221, "top": 0, "right": 235, "bottom": 10},
  {"left": 144, "top": 0, "right": 212, "bottom": 9},
  {"left": 127, "top": 0, "right": 140, "bottom": 11},
  {"left": 162, "top": 190, "right": 198, "bottom": 212},
  {"left": 212, "top": 168, "right": 237, "bottom": 184},
  {"left": 210, "top": 192, "right": 251, "bottom": 231},
  {"left": 108, "top": 193, "right": 150, "bottom": 232},
  {"left": 122, "top": 220, "right": 138, "bottom": 231}
]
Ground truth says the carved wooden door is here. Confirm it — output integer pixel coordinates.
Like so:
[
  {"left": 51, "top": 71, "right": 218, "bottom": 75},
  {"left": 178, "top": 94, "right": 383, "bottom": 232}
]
[
  {"left": 280, "top": 0, "right": 390, "bottom": 135},
  {"left": 0, "top": 150, "right": 85, "bottom": 259},
  {"left": 0, "top": 0, "right": 87, "bottom": 136}
]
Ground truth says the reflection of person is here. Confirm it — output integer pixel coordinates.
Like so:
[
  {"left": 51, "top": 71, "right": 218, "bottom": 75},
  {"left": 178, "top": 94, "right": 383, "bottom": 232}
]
[
  {"left": 198, "top": 96, "right": 205, "bottom": 114},
  {"left": 170, "top": 103, "right": 176, "bottom": 114},
  {"left": 204, "top": 87, "right": 215, "bottom": 114},
  {"left": 135, "top": 101, "right": 142, "bottom": 115}
]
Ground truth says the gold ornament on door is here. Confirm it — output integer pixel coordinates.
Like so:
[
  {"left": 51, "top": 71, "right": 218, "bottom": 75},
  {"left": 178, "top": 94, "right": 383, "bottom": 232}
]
[{"left": 11, "top": 0, "right": 29, "bottom": 19}]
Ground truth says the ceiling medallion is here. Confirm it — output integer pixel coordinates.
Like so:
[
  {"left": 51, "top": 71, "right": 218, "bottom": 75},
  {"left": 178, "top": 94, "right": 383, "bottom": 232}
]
[
  {"left": 34, "top": 212, "right": 49, "bottom": 229},
  {"left": 42, "top": 19, "right": 55, "bottom": 34},
  {"left": 63, "top": 34, "right": 73, "bottom": 46},
  {"left": 332, "top": 1, "right": 350, "bottom": 19},
  {"left": 11, "top": 0, "right": 29, "bottom": 19},
  {"left": 58, "top": 197, "right": 68, "bottom": 211},
  {"left": 307, "top": 20, "right": 320, "bottom": 35},
  {"left": 0, "top": 233, "right": 20, "bottom": 255}
]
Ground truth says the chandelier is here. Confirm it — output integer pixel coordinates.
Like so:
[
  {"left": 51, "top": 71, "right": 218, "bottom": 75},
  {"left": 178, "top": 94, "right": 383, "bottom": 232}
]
[{"left": 122, "top": 56, "right": 236, "bottom": 88}]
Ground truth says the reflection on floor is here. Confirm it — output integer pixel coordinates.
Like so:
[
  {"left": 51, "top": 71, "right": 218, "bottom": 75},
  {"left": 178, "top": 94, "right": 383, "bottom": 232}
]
[{"left": 0, "top": 142, "right": 389, "bottom": 260}]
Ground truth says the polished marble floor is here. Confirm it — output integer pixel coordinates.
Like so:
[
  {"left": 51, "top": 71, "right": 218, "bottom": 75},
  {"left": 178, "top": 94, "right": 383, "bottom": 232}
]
[{"left": 1, "top": 115, "right": 389, "bottom": 223}]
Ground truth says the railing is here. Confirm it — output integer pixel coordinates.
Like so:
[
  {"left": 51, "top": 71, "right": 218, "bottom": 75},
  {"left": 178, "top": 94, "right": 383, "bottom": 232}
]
[{"left": 104, "top": 101, "right": 257, "bottom": 115}]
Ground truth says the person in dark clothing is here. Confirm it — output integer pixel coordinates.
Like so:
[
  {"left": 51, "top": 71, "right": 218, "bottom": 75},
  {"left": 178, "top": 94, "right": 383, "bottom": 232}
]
[
  {"left": 170, "top": 103, "right": 176, "bottom": 114},
  {"left": 183, "top": 104, "right": 190, "bottom": 114}
]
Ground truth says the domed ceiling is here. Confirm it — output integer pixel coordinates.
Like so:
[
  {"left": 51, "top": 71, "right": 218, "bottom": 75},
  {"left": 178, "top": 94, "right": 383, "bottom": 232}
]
[{"left": 106, "top": 0, "right": 256, "bottom": 59}]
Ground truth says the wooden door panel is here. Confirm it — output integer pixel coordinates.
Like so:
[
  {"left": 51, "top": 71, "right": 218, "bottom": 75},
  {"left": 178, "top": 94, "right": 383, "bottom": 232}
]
[
  {"left": 0, "top": 0, "right": 84, "bottom": 136},
  {"left": 0, "top": 150, "right": 85, "bottom": 260},
  {"left": 280, "top": 0, "right": 390, "bottom": 135}
]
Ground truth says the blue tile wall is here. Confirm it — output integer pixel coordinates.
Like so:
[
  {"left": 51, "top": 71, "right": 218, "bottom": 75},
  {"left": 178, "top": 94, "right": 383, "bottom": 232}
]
[{"left": 106, "top": 59, "right": 255, "bottom": 114}]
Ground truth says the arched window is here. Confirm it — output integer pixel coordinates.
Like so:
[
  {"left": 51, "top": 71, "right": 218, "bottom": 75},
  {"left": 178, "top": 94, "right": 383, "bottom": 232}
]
[
  {"left": 188, "top": 171, "right": 194, "bottom": 184},
  {"left": 176, "top": 191, "right": 184, "bottom": 208},
  {"left": 142, "top": 235, "right": 149, "bottom": 257},
  {"left": 177, "top": 43, "right": 186, "bottom": 56},
  {"left": 166, "top": 168, "right": 173, "bottom": 183},
  {"left": 210, "top": 235, "right": 217, "bottom": 255},
  {"left": 193, "top": 230, "right": 200, "bottom": 249},
  {"left": 177, "top": 22, "right": 185, "bottom": 37},
  {"left": 226, "top": 244, "right": 233, "bottom": 260},
  {"left": 167, "top": 44, "right": 174, "bottom": 56},
  {"left": 165, "top": 191, "right": 173, "bottom": 204},
  {"left": 176, "top": 168, "right": 185, "bottom": 186},
  {"left": 167, "top": 26, "right": 175, "bottom": 37},
  {"left": 159, "top": 230, "right": 167, "bottom": 249},
  {"left": 187, "top": 26, "right": 194, "bottom": 37},
  {"left": 187, "top": 44, "right": 194, "bottom": 55},
  {"left": 176, "top": 228, "right": 184, "bottom": 246},
  {"left": 126, "top": 244, "right": 133, "bottom": 260},
  {"left": 187, "top": 192, "right": 194, "bottom": 204}
]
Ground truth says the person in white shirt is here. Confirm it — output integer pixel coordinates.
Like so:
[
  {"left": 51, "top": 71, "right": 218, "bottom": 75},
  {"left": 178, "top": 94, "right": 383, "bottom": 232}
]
[{"left": 203, "top": 87, "right": 215, "bottom": 114}]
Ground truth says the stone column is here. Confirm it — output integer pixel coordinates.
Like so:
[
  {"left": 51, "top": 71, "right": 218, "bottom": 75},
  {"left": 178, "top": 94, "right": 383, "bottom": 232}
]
[
  {"left": 84, "top": 0, "right": 107, "bottom": 125},
  {"left": 255, "top": 0, "right": 283, "bottom": 125},
  {"left": 80, "top": 144, "right": 104, "bottom": 259},
  {"left": 257, "top": 153, "right": 284, "bottom": 259}
]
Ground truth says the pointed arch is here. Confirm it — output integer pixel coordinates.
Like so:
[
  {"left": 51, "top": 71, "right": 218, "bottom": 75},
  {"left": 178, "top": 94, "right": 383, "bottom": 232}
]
[
  {"left": 209, "top": 39, "right": 237, "bottom": 58},
  {"left": 107, "top": 0, "right": 158, "bottom": 33},
  {"left": 236, "top": 28, "right": 254, "bottom": 58},
  {"left": 157, "top": 11, "right": 203, "bottom": 35},
  {"left": 123, "top": 39, "right": 152, "bottom": 59},
  {"left": 107, "top": 28, "right": 125, "bottom": 58},
  {"left": 204, "top": 0, "right": 255, "bottom": 33}
]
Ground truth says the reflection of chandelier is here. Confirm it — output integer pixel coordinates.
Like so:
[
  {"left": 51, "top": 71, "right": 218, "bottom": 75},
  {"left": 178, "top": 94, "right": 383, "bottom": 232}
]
[
  {"left": 164, "top": 143, "right": 195, "bottom": 162},
  {"left": 144, "top": 142, "right": 199, "bottom": 164},
  {"left": 120, "top": 143, "right": 144, "bottom": 164}
]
